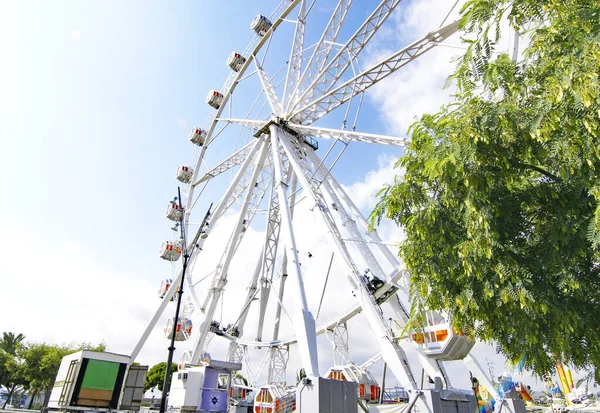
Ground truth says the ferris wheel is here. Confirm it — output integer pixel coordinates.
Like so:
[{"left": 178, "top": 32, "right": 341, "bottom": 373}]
[{"left": 129, "top": 0, "right": 491, "bottom": 411}]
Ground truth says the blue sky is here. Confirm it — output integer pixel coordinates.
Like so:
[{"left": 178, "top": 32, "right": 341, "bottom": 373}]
[{"left": 1, "top": 0, "right": 591, "bottom": 394}]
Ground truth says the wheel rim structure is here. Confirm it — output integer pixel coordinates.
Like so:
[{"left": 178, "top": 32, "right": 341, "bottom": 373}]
[{"left": 131, "top": 1, "right": 475, "bottom": 411}]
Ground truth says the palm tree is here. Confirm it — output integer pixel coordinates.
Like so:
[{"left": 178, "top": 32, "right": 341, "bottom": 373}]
[{"left": 0, "top": 333, "right": 25, "bottom": 355}]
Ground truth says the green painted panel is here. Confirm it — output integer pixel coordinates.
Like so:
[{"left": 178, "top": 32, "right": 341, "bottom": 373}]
[{"left": 81, "top": 359, "right": 120, "bottom": 391}]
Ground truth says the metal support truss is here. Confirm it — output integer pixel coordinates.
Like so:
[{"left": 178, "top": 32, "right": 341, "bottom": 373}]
[
  {"left": 289, "top": 0, "right": 404, "bottom": 115},
  {"left": 196, "top": 144, "right": 272, "bottom": 313},
  {"left": 282, "top": 0, "right": 306, "bottom": 108},
  {"left": 256, "top": 177, "right": 284, "bottom": 341},
  {"left": 306, "top": 150, "right": 388, "bottom": 282},
  {"left": 271, "top": 174, "right": 297, "bottom": 342},
  {"left": 227, "top": 341, "right": 247, "bottom": 365},
  {"left": 269, "top": 124, "right": 320, "bottom": 378},
  {"left": 257, "top": 157, "right": 294, "bottom": 343},
  {"left": 267, "top": 346, "right": 290, "bottom": 385},
  {"left": 191, "top": 140, "right": 257, "bottom": 186},
  {"left": 289, "top": 123, "right": 411, "bottom": 146},
  {"left": 217, "top": 118, "right": 411, "bottom": 147},
  {"left": 327, "top": 322, "right": 353, "bottom": 366},
  {"left": 190, "top": 136, "right": 271, "bottom": 364},
  {"left": 255, "top": 59, "right": 284, "bottom": 116},
  {"left": 324, "top": 171, "right": 401, "bottom": 270},
  {"left": 287, "top": 0, "right": 352, "bottom": 112},
  {"left": 293, "top": 20, "right": 460, "bottom": 124},
  {"left": 277, "top": 127, "right": 431, "bottom": 413}
]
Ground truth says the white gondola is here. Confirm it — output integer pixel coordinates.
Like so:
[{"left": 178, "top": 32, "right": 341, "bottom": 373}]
[
  {"left": 165, "top": 201, "right": 184, "bottom": 222},
  {"left": 189, "top": 127, "right": 207, "bottom": 146},
  {"left": 226, "top": 52, "right": 246, "bottom": 72},
  {"left": 158, "top": 279, "right": 173, "bottom": 299},
  {"left": 175, "top": 165, "right": 193, "bottom": 183},
  {"left": 250, "top": 15, "right": 272, "bottom": 36},
  {"left": 159, "top": 241, "right": 182, "bottom": 261},
  {"left": 411, "top": 311, "right": 474, "bottom": 361},
  {"left": 254, "top": 384, "right": 295, "bottom": 413},
  {"left": 206, "top": 90, "right": 224, "bottom": 109},
  {"left": 164, "top": 317, "right": 192, "bottom": 341},
  {"left": 326, "top": 364, "right": 380, "bottom": 404}
]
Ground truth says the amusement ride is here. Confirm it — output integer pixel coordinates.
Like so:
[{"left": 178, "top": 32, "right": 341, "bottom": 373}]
[{"left": 48, "top": 1, "right": 543, "bottom": 413}]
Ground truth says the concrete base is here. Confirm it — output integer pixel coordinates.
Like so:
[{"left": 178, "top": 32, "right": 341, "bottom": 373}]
[
  {"left": 422, "top": 389, "right": 478, "bottom": 413},
  {"left": 296, "top": 377, "right": 358, "bottom": 413}
]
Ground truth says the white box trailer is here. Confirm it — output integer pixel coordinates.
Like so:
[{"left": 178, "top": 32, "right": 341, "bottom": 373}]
[{"left": 48, "top": 350, "right": 147, "bottom": 412}]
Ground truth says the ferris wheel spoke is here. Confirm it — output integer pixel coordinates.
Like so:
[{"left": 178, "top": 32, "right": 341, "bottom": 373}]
[
  {"left": 230, "top": 248, "right": 264, "bottom": 340},
  {"left": 322, "top": 165, "right": 401, "bottom": 270},
  {"left": 305, "top": 152, "right": 389, "bottom": 282},
  {"left": 269, "top": 124, "right": 320, "bottom": 378},
  {"left": 255, "top": 59, "right": 284, "bottom": 116},
  {"left": 218, "top": 118, "right": 265, "bottom": 131},
  {"left": 190, "top": 136, "right": 271, "bottom": 365},
  {"left": 256, "top": 157, "right": 295, "bottom": 342},
  {"left": 288, "top": 123, "right": 410, "bottom": 146},
  {"left": 289, "top": 0, "right": 403, "bottom": 116},
  {"left": 293, "top": 20, "right": 460, "bottom": 124},
  {"left": 183, "top": 136, "right": 264, "bottom": 311},
  {"left": 255, "top": 184, "right": 282, "bottom": 342},
  {"left": 277, "top": 129, "right": 429, "bottom": 406},
  {"left": 192, "top": 140, "right": 258, "bottom": 186},
  {"left": 271, "top": 173, "right": 297, "bottom": 344},
  {"left": 282, "top": 0, "right": 307, "bottom": 109},
  {"left": 287, "top": 0, "right": 352, "bottom": 113}
]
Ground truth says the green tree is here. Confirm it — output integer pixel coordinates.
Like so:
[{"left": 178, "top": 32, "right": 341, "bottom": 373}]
[
  {"left": 0, "top": 333, "right": 25, "bottom": 356},
  {"left": 2, "top": 354, "right": 27, "bottom": 408},
  {"left": 144, "top": 362, "right": 177, "bottom": 392},
  {"left": 20, "top": 343, "right": 57, "bottom": 409},
  {"left": 372, "top": 0, "right": 600, "bottom": 376},
  {"left": 0, "top": 332, "right": 26, "bottom": 407}
]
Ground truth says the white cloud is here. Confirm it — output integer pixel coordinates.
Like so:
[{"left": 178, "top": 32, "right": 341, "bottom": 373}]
[
  {"left": 174, "top": 116, "right": 188, "bottom": 129},
  {"left": 368, "top": 0, "right": 466, "bottom": 135},
  {"left": 70, "top": 29, "right": 81, "bottom": 41}
]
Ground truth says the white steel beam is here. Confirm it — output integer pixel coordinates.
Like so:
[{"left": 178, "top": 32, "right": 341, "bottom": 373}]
[
  {"left": 184, "top": 139, "right": 263, "bottom": 311},
  {"left": 192, "top": 140, "right": 257, "bottom": 186},
  {"left": 255, "top": 60, "right": 284, "bottom": 116},
  {"left": 198, "top": 150, "right": 271, "bottom": 313},
  {"left": 271, "top": 174, "right": 297, "bottom": 342},
  {"left": 287, "top": 0, "right": 352, "bottom": 112},
  {"left": 293, "top": 123, "right": 410, "bottom": 146},
  {"left": 277, "top": 129, "right": 430, "bottom": 412},
  {"left": 306, "top": 153, "right": 388, "bottom": 281},
  {"left": 289, "top": 0, "right": 404, "bottom": 115},
  {"left": 232, "top": 251, "right": 264, "bottom": 338},
  {"left": 267, "top": 346, "right": 290, "bottom": 385},
  {"left": 218, "top": 118, "right": 265, "bottom": 131},
  {"left": 293, "top": 20, "right": 460, "bottom": 124},
  {"left": 190, "top": 137, "right": 271, "bottom": 364},
  {"left": 256, "top": 178, "right": 283, "bottom": 341},
  {"left": 269, "top": 124, "right": 320, "bottom": 378},
  {"left": 255, "top": 152, "right": 293, "bottom": 343},
  {"left": 282, "top": 0, "right": 307, "bottom": 108},
  {"left": 324, "top": 171, "right": 401, "bottom": 269},
  {"left": 221, "top": 118, "right": 411, "bottom": 147}
]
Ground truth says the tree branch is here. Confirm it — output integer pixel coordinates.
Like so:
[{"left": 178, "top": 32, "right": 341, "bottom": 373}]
[{"left": 513, "top": 161, "right": 562, "bottom": 182}]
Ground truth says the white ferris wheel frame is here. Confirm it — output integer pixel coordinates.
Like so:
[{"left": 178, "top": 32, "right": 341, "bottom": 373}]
[{"left": 128, "top": 0, "right": 503, "bottom": 410}]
